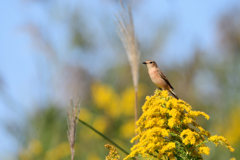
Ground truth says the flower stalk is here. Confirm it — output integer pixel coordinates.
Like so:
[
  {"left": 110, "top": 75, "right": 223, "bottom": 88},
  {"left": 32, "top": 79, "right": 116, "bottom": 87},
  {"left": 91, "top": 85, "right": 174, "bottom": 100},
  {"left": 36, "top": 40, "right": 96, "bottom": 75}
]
[
  {"left": 78, "top": 119, "right": 132, "bottom": 157},
  {"left": 115, "top": 1, "right": 140, "bottom": 140}
]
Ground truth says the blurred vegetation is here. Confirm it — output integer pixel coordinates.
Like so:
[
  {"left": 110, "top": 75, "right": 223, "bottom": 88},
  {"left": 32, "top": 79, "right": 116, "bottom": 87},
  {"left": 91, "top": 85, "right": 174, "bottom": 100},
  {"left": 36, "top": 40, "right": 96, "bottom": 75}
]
[{"left": 0, "top": 1, "right": 239, "bottom": 160}]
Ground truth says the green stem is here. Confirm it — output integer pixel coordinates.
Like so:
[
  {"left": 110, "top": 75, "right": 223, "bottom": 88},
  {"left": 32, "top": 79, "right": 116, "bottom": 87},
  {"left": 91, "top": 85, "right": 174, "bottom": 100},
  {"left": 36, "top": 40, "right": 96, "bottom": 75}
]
[
  {"left": 189, "top": 140, "right": 209, "bottom": 155},
  {"left": 78, "top": 119, "right": 135, "bottom": 159}
]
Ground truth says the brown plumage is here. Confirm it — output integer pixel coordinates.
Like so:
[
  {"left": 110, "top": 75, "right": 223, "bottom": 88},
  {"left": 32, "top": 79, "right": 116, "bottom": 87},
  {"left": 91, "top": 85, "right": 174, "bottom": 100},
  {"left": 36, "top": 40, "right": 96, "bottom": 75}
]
[{"left": 142, "top": 60, "right": 179, "bottom": 99}]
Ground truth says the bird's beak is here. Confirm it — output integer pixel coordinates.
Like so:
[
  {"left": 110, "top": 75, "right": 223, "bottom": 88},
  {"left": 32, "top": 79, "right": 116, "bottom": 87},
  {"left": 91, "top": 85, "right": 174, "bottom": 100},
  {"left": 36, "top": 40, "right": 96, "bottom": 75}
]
[{"left": 142, "top": 62, "right": 147, "bottom": 65}]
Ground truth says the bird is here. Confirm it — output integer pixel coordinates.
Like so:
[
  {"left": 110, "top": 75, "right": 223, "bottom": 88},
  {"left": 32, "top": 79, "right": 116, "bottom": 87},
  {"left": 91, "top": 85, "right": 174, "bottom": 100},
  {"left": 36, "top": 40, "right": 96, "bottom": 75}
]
[{"left": 142, "top": 60, "right": 179, "bottom": 100}]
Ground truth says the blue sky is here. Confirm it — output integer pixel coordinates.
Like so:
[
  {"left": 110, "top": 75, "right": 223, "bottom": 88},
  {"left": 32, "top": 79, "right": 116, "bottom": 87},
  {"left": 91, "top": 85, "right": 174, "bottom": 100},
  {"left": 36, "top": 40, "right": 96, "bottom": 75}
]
[{"left": 0, "top": 0, "right": 240, "bottom": 158}]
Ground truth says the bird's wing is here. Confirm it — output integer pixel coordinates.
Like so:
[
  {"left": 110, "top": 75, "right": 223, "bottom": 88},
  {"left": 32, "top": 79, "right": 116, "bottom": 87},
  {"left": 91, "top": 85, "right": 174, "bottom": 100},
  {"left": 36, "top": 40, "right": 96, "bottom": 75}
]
[{"left": 157, "top": 69, "right": 174, "bottom": 90}]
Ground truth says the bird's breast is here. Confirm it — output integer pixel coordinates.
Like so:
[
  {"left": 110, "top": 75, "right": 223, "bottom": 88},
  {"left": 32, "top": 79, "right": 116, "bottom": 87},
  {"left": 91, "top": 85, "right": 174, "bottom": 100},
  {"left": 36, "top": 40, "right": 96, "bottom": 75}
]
[{"left": 148, "top": 69, "right": 168, "bottom": 89}]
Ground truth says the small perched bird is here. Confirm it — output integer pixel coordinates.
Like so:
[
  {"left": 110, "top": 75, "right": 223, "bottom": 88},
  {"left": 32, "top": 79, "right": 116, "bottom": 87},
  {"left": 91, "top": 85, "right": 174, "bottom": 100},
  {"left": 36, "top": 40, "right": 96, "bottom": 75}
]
[{"left": 143, "top": 60, "right": 179, "bottom": 99}]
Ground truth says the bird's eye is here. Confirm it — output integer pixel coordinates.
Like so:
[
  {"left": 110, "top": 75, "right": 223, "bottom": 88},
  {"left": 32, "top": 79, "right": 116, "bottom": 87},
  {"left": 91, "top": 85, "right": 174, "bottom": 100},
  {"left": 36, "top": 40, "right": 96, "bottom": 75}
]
[{"left": 150, "top": 61, "right": 153, "bottom": 64}]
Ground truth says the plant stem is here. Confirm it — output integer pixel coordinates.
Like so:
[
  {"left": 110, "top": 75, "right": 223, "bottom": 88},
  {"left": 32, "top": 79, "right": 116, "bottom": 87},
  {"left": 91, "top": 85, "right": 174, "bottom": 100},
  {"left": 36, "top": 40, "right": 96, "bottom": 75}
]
[
  {"left": 78, "top": 118, "right": 134, "bottom": 158},
  {"left": 134, "top": 90, "right": 138, "bottom": 138},
  {"left": 134, "top": 90, "right": 138, "bottom": 160}
]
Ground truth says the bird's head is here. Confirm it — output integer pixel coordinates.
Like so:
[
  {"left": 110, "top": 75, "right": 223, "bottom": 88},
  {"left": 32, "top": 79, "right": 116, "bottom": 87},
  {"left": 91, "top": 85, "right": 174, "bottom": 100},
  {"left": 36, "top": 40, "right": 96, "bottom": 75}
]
[{"left": 142, "top": 60, "right": 158, "bottom": 69}]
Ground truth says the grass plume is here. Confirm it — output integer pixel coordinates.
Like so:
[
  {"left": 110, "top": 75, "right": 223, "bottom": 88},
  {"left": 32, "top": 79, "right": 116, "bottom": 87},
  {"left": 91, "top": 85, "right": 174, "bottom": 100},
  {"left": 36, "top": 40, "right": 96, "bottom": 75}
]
[
  {"left": 115, "top": 1, "right": 140, "bottom": 142},
  {"left": 67, "top": 98, "right": 81, "bottom": 160}
]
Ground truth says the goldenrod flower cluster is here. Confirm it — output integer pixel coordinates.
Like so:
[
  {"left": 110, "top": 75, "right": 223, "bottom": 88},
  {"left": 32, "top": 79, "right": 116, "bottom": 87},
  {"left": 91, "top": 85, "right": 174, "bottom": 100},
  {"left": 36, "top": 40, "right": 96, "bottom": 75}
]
[
  {"left": 124, "top": 90, "right": 234, "bottom": 160},
  {"left": 105, "top": 144, "right": 120, "bottom": 160}
]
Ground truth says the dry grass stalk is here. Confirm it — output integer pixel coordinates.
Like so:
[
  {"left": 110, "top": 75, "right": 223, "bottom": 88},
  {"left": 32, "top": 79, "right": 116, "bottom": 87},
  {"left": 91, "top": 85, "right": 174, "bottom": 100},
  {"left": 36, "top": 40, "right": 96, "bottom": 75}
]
[
  {"left": 67, "top": 98, "right": 81, "bottom": 160},
  {"left": 115, "top": 3, "right": 140, "bottom": 91},
  {"left": 115, "top": 1, "right": 140, "bottom": 145}
]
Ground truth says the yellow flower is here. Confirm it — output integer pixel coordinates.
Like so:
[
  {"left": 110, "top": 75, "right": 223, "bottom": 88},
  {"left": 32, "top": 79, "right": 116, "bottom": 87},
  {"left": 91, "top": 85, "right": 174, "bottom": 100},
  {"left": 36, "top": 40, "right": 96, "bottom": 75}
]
[
  {"left": 166, "top": 98, "right": 178, "bottom": 109},
  {"left": 198, "top": 126, "right": 211, "bottom": 137},
  {"left": 105, "top": 144, "right": 120, "bottom": 160},
  {"left": 168, "top": 118, "right": 176, "bottom": 128},
  {"left": 124, "top": 89, "right": 234, "bottom": 160},
  {"left": 180, "top": 129, "right": 198, "bottom": 145},
  {"left": 198, "top": 146, "right": 210, "bottom": 155},
  {"left": 182, "top": 117, "right": 193, "bottom": 124},
  {"left": 189, "top": 111, "right": 210, "bottom": 120},
  {"left": 169, "top": 108, "right": 180, "bottom": 118},
  {"left": 162, "top": 142, "right": 176, "bottom": 152},
  {"left": 209, "top": 135, "right": 234, "bottom": 152},
  {"left": 166, "top": 152, "right": 175, "bottom": 160},
  {"left": 161, "top": 90, "right": 169, "bottom": 98}
]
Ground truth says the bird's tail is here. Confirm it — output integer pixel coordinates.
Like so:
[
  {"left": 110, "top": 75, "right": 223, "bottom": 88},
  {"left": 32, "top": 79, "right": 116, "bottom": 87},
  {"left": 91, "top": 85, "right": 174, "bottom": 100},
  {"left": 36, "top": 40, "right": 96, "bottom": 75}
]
[{"left": 169, "top": 89, "right": 179, "bottom": 100}]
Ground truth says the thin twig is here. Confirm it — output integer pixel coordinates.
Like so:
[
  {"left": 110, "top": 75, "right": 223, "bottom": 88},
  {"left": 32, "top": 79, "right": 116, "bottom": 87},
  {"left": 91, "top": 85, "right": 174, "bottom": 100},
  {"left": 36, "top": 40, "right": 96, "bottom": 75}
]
[{"left": 78, "top": 119, "right": 135, "bottom": 160}]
